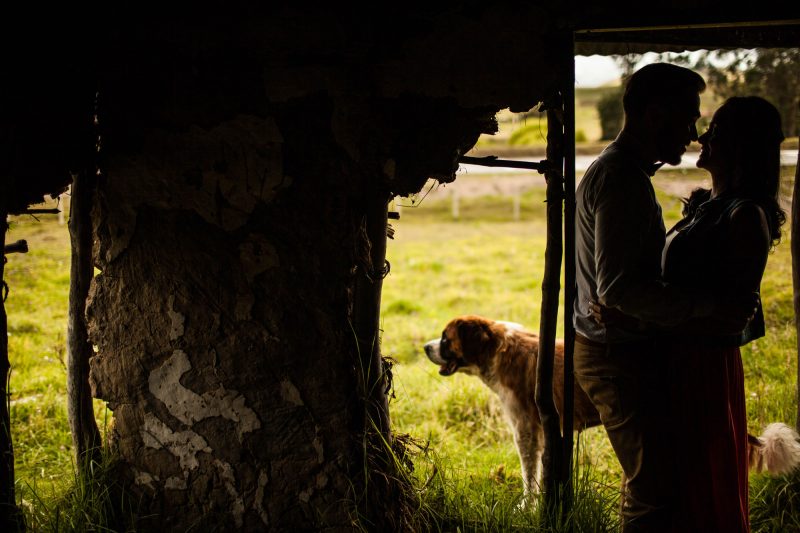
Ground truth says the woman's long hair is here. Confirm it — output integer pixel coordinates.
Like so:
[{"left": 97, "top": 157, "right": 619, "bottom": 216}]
[{"left": 683, "top": 96, "right": 786, "bottom": 245}]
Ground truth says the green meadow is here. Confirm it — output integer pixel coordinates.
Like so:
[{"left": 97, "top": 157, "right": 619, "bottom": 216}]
[
  {"left": 3, "top": 163, "right": 800, "bottom": 530},
  {"left": 383, "top": 165, "right": 800, "bottom": 531}
]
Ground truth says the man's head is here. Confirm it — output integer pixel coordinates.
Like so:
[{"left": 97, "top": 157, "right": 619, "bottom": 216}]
[{"left": 623, "top": 63, "right": 706, "bottom": 165}]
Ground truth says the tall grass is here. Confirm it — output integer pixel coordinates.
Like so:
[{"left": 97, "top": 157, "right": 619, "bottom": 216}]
[
  {"left": 396, "top": 430, "right": 621, "bottom": 532},
  {"left": 18, "top": 449, "right": 141, "bottom": 532}
]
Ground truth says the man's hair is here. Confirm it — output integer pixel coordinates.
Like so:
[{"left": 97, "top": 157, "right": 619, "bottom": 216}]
[{"left": 623, "top": 63, "right": 706, "bottom": 117}]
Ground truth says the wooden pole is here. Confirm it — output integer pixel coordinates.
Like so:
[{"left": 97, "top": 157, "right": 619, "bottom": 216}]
[
  {"left": 67, "top": 171, "right": 101, "bottom": 467},
  {"left": 793, "top": 142, "right": 800, "bottom": 432},
  {"left": 0, "top": 215, "right": 23, "bottom": 531},
  {"left": 352, "top": 187, "right": 394, "bottom": 528},
  {"left": 561, "top": 34, "right": 577, "bottom": 527},
  {"left": 354, "top": 191, "right": 392, "bottom": 439},
  {"left": 459, "top": 155, "right": 550, "bottom": 171},
  {"left": 535, "top": 98, "right": 565, "bottom": 518}
]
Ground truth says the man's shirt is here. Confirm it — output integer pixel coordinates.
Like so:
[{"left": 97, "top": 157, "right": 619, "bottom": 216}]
[{"left": 574, "top": 133, "right": 704, "bottom": 343}]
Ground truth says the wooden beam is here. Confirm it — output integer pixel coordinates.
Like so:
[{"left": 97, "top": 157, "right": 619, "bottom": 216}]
[
  {"left": 352, "top": 186, "right": 396, "bottom": 529},
  {"left": 459, "top": 155, "right": 550, "bottom": 173},
  {"left": 575, "top": 18, "right": 800, "bottom": 34},
  {"left": 561, "top": 34, "right": 577, "bottom": 526},
  {"left": 67, "top": 171, "right": 101, "bottom": 467},
  {"left": 575, "top": 21, "right": 800, "bottom": 54},
  {"left": 793, "top": 141, "right": 800, "bottom": 432},
  {"left": 535, "top": 98, "right": 565, "bottom": 518}
]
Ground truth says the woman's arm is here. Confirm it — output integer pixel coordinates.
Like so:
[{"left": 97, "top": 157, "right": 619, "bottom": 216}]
[{"left": 726, "top": 201, "right": 771, "bottom": 294}]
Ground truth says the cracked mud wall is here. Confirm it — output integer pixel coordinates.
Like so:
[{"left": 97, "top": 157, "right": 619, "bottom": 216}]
[{"left": 87, "top": 104, "right": 367, "bottom": 530}]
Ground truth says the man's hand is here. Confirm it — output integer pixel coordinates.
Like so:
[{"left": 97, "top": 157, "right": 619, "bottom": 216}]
[
  {"left": 588, "top": 301, "right": 641, "bottom": 330},
  {"left": 709, "top": 291, "right": 760, "bottom": 335}
]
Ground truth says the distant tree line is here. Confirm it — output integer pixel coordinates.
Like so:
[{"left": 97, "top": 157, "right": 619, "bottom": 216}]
[
  {"left": 597, "top": 49, "right": 800, "bottom": 140},
  {"left": 596, "top": 54, "right": 638, "bottom": 140}
]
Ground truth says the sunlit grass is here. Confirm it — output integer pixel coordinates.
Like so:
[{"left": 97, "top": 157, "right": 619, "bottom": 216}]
[
  {"left": 385, "top": 167, "right": 799, "bottom": 529},
  {"left": 5, "top": 203, "right": 114, "bottom": 529},
  {"left": 6, "top": 208, "right": 74, "bottom": 496}
]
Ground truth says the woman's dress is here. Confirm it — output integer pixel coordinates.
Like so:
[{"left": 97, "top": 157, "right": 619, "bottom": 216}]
[{"left": 662, "top": 194, "right": 764, "bottom": 533}]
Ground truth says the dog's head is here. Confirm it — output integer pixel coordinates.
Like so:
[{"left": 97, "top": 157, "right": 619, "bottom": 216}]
[{"left": 424, "top": 315, "right": 520, "bottom": 376}]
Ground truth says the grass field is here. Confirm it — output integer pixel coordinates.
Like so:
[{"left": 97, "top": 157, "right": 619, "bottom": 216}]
[
  {"left": 3, "top": 164, "right": 800, "bottom": 530},
  {"left": 383, "top": 166, "right": 800, "bottom": 530},
  {"left": 3, "top": 205, "right": 109, "bottom": 525}
]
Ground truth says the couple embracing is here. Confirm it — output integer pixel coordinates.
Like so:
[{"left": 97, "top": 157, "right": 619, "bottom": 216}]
[{"left": 574, "top": 63, "right": 787, "bottom": 532}]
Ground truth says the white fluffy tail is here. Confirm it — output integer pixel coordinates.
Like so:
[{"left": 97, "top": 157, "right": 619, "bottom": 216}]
[{"left": 749, "top": 423, "right": 800, "bottom": 475}]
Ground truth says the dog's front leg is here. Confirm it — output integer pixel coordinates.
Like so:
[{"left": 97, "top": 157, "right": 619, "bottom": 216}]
[{"left": 511, "top": 424, "right": 544, "bottom": 498}]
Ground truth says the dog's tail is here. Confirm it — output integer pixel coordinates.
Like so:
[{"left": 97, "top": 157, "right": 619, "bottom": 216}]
[{"left": 748, "top": 423, "right": 800, "bottom": 475}]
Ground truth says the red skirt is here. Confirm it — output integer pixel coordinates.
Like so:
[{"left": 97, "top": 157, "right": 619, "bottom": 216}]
[{"left": 668, "top": 342, "right": 749, "bottom": 533}]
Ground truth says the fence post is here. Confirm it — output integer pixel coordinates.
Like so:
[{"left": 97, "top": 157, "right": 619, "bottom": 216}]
[
  {"left": 67, "top": 170, "right": 102, "bottom": 468},
  {"left": 561, "top": 34, "right": 577, "bottom": 528},
  {"left": 535, "top": 97, "right": 565, "bottom": 521},
  {"left": 0, "top": 214, "right": 23, "bottom": 531},
  {"left": 792, "top": 141, "right": 800, "bottom": 432}
]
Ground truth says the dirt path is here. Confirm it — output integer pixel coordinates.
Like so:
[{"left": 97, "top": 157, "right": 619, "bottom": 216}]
[{"left": 410, "top": 171, "right": 710, "bottom": 201}]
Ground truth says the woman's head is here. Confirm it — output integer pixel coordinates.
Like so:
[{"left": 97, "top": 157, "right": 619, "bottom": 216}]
[
  {"left": 696, "top": 96, "right": 785, "bottom": 243},
  {"left": 698, "top": 96, "right": 784, "bottom": 190}
]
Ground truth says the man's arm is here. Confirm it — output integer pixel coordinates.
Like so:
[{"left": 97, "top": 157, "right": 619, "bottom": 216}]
[{"left": 593, "top": 170, "right": 712, "bottom": 326}]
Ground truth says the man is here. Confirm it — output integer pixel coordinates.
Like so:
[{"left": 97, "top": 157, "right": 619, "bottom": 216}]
[{"left": 573, "top": 63, "right": 752, "bottom": 532}]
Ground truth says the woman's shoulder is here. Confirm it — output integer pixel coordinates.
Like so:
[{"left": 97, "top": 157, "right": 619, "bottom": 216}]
[
  {"left": 727, "top": 199, "right": 771, "bottom": 249},
  {"left": 728, "top": 198, "right": 768, "bottom": 224}
]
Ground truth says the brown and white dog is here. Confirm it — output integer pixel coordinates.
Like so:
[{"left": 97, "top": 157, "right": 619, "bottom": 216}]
[
  {"left": 424, "top": 315, "right": 601, "bottom": 495},
  {"left": 424, "top": 315, "right": 800, "bottom": 496}
]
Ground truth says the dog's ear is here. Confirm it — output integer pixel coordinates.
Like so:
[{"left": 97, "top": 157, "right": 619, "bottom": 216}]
[{"left": 457, "top": 320, "right": 493, "bottom": 355}]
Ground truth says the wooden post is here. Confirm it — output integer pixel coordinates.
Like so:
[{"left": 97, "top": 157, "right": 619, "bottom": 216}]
[
  {"left": 535, "top": 98, "right": 565, "bottom": 518},
  {"left": 0, "top": 215, "right": 23, "bottom": 531},
  {"left": 352, "top": 187, "right": 394, "bottom": 528},
  {"left": 67, "top": 171, "right": 101, "bottom": 467},
  {"left": 353, "top": 191, "right": 392, "bottom": 439},
  {"left": 561, "top": 36, "right": 577, "bottom": 526},
  {"left": 793, "top": 142, "right": 800, "bottom": 432}
]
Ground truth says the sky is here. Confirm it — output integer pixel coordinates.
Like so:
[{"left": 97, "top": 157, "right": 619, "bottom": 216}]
[
  {"left": 575, "top": 50, "right": 732, "bottom": 87},
  {"left": 575, "top": 55, "right": 623, "bottom": 87}
]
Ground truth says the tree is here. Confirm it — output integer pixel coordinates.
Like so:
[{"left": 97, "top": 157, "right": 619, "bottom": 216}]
[
  {"left": 597, "top": 91, "right": 623, "bottom": 140},
  {"left": 595, "top": 49, "right": 800, "bottom": 140},
  {"left": 684, "top": 49, "right": 799, "bottom": 137},
  {"left": 596, "top": 54, "right": 641, "bottom": 140}
]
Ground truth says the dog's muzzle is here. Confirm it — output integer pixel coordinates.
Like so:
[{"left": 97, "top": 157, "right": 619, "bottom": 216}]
[{"left": 424, "top": 339, "right": 459, "bottom": 376}]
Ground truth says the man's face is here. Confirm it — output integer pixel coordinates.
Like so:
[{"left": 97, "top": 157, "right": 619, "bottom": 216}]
[{"left": 652, "top": 93, "right": 701, "bottom": 165}]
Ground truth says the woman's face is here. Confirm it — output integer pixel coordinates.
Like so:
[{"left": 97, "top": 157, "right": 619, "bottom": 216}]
[{"left": 696, "top": 109, "right": 735, "bottom": 176}]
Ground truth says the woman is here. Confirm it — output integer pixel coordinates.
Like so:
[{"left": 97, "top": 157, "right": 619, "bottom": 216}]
[
  {"left": 661, "top": 96, "right": 785, "bottom": 532},
  {"left": 591, "top": 96, "right": 785, "bottom": 531}
]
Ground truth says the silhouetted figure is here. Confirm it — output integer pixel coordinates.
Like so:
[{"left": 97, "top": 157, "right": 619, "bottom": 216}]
[
  {"left": 573, "top": 64, "right": 755, "bottom": 532},
  {"left": 662, "top": 96, "right": 785, "bottom": 533}
]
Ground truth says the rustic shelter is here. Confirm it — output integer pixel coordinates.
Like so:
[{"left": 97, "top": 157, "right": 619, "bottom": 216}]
[{"left": 1, "top": 3, "right": 799, "bottom": 531}]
